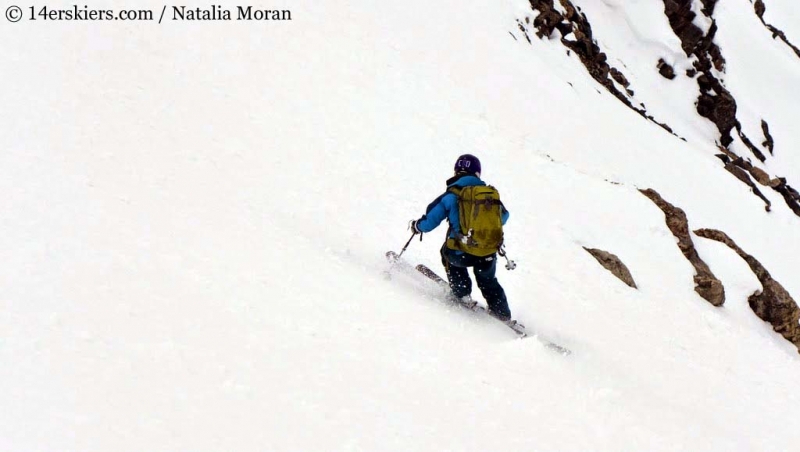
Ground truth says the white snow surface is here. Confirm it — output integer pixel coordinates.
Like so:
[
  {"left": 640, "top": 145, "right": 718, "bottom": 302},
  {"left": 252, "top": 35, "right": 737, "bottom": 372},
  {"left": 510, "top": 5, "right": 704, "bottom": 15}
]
[{"left": 2, "top": 1, "right": 800, "bottom": 451}]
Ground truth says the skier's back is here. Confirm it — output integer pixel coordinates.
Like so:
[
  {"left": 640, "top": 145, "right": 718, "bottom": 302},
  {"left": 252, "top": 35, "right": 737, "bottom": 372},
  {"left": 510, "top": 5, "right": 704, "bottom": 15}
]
[{"left": 410, "top": 154, "right": 512, "bottom": 320}]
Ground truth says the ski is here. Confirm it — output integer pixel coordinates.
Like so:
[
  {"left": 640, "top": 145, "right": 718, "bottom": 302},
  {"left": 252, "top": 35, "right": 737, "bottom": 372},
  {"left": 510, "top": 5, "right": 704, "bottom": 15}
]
[
  {"left": 414, "top": 262, "right": 571, "bottom": 355},
  {"left": 386, "top": 251, "right": 570, "bottom": 354},
  {"left": 385, "top": 250, "right": 402, "bottom": 262},
  {"left": 385, "top": 250, "right": 419, "bottom": 278},
  {"left": 416, "top": 263, "right": 529, "bottom": 335},
  {"left": 414, "top": 263, "right": 447, "bottom": 285}
]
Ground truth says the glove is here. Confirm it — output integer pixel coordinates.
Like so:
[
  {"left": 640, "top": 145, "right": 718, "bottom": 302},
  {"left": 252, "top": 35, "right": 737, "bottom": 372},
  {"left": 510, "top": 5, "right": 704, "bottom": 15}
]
[{"left": 409, "top": 219, "right": 422, "bottom": 234}]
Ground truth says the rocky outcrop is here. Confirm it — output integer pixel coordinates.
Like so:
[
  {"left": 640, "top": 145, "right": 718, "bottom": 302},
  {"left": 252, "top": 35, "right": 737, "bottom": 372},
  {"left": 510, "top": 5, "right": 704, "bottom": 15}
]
[
  {"left": 640, "top": 189, "right": 725, "bottom": 306},
  {"left": 773, "top": 178, "right": 800, "bottom": 216},
  {"left": 761, "top": 119, "right": 775, "bottom": 155},
  {"left": 698, "top": 0, "right": 717, "bottom": 16},
  {"left": 663, "top": 1, "right": 724, "bottom": 68},
  {"left": 734, "top": 123, "right": 767, "bottom": 162},
  {"left": 583, "top": 248, "right": 637, "bottom": 289},
  {"left": 530, "top": 1, "right": 629, "bottom": 97},
  {"left": 715, "top": 152, "right": 800, "bottom": 216},
  {"left": 515, "top": 17, "right": 533, "bottom": 44},
  {"left": 714, "top": 153, "right": 771, "bottom": 211},
  {"left": 753, "top": 0, "right": 800, "bottom": 60},
  {"left": 526, "top": 0, "right": 677, "bottom": 136},
  {"left": 520, "top": 1, "right": 800, "bottom": 219},
  {"left": 661, "top": 0, "right": 773, "bottom": 165},
  {"left": 694, "top": 229, "right": 800, "bottom": 353},
  {"left": 660, "top": 1, "right": 800, "bottom": 218},
  {"left": 657, "top": 59, "right": 676, "bottom": 80},
  {"left": 662, "top": 1, "right": 737, "bottom": 147},
  {"left": 748, "top": 165, "right": 774, "bottom": 187},
  {"left": 695, "top": 71, "right": 738, "bottom": 149}
]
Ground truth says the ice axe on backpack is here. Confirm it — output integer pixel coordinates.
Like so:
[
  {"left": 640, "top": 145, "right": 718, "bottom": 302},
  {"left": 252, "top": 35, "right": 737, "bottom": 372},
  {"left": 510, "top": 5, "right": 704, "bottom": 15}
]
[{"left": 498, "top": 244, "right": 516, "bottom": 271}]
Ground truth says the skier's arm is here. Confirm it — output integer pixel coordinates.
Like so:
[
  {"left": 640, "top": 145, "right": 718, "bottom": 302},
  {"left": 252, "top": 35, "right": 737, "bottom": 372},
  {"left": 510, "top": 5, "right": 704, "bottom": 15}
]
[
  {"left": 416, "top": 193, "right": 451, "bottom": 233},
  {"left": 501, "top": 206, "right": 510, "bottom": 225}
]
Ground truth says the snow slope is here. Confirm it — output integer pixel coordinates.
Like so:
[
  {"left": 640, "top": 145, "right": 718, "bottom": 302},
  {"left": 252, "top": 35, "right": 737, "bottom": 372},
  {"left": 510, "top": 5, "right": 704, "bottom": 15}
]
[{"left": 2, "top": 0, "right": 800, "bottom": 450}]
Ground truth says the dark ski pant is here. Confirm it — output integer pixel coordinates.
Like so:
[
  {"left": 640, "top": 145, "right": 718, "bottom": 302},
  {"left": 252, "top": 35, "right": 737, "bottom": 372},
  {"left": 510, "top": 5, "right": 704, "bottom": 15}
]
[{"left": 440, "top": 244, "right": 511, "bottom": 320}]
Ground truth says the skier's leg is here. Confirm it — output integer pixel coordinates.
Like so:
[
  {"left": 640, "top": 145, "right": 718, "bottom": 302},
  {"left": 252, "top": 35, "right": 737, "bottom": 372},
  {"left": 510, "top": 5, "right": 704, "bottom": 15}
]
[
  {"left": 441, "top": 244, "right": 472, "bottom": 298},
  {"left": 474, "top": 255, "right": 511, "bottom": 320}
]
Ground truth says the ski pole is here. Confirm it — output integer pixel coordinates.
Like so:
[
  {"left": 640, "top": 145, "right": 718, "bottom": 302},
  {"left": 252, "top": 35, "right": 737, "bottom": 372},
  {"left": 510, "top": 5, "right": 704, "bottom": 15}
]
[
  {"left": 396, "top": 231, "right": 418, "bottom": 260},
  {"left": 498, "top": 245, "right": 517, "bottom": 270}
]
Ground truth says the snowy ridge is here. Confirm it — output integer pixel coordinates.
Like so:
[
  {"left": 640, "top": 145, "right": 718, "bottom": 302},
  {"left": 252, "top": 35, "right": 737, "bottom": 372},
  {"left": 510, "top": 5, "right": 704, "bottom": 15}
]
[{"left": 2, "top": 0, "right": 800, "bottom": 450}]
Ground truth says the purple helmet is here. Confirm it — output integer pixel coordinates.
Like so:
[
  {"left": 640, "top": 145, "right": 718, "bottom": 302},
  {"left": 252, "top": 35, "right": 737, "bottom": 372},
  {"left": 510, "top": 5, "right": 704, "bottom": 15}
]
[{"left": 454, "top": 154, "right": 481, "bottom": 176}]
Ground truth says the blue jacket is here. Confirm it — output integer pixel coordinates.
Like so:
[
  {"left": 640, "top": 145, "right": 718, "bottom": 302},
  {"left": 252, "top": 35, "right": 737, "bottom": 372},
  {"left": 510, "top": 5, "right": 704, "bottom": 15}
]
[{"left": 416, "top": 174, "right": 510, "bottom": 241}]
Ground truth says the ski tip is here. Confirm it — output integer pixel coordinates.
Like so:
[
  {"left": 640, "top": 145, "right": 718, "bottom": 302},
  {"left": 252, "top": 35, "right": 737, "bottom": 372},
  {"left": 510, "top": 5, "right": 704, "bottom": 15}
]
[
  {"left": 528, "top": 334, "right": 571, "bottom": 355},
  {"left": 546, "top": 344, "right": 572, "bottom": 356}
]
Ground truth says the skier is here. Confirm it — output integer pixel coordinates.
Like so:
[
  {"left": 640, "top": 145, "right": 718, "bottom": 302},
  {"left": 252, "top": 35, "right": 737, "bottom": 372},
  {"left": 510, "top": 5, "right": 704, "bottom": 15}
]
[{"left": 409, "top": 154, "right": 512, "bottom": 321}]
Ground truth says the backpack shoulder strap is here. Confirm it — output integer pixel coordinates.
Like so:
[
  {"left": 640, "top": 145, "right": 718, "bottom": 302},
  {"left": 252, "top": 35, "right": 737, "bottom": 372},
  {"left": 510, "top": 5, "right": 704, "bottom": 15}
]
[{"left": 447, "top": 186, "right": 462, "bottom": 197}]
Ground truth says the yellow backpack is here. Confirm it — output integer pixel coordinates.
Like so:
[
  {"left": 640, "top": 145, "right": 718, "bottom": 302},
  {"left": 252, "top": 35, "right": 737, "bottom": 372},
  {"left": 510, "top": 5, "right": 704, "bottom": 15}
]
[{"left": 446, "top": 185, "right": 505, "bottom": 257}]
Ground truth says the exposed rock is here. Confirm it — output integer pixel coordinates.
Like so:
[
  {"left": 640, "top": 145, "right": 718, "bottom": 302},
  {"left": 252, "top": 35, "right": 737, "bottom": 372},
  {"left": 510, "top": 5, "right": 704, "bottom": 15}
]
[
  {"left": 695, "top": 71, "right": 738, "bottom": 148},
  {"left": 735, "top": 124, "right": 767, "bottom": 162},
  {"left": 657, "top": 58, "right": 676, "bottom": 80},
  {"left": 748, "top": 165, "right": 774, "bottom": 186},
  {"left": 722, "top": 155, "right": 773, "bottom": 187},
  {"left": 719, "top": 154, "right": 800, "bottom": 215},
  {"left": 773, "top": 178, "right": 800, "bottom": 216},
  {"left": 583, "top": 247, "right": 638, "bottom": 289},
  {"left": 663, "top": 0, "right": 705, "bottom": 55},
  {"left": 754, "top": 0, "right": 765, "bottom": 17},
  {"left": 527, "top": 0, "right": 679, "bottom": 137},
  {"left": 699, "top": 0, "right": 717, "bottom": 16},
  {"left": 639, "top": 189, "right": 725, "bottom": 306},
  {"left": 531, "top": 1, "right": 567, "bottom": 38},
  {"left": 660, "top": 0, "right": 790, "bottom": 168},
  {"left": 715, "top": 145, "right": 738, "bottom": 161},
  {"left": 694, "top": 228, "right": 800, "bottom": 353},
  {"left": 524, "top": 1, "right": 800, "bottom": 219},
  {"left": 609, "top": 68, "right": 630, "bottom": 87},
  {"left": 661, "top": 2, "right": 757, "bottom": 152},
  {"left": 761, "top": 119, "right": 775, "bottom": 155},
  {"left": 516, "top": 19, "right": 533, "bottom": 44},
  {"left": 753, "top": 0, "right": 800, "bottom": 60},
  {"left": 714, "top": 154, "right": 772, "bottom": 211}
]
